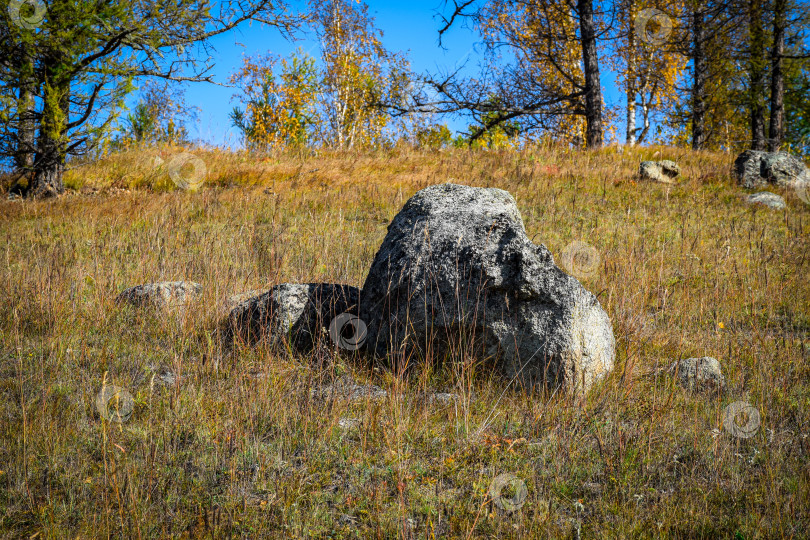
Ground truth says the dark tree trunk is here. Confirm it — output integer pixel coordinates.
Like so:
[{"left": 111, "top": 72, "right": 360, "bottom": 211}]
[
  {"left": 30, "top": 153, "right": 65, "bottom": 198},
  {"left": 691, "top": 3, "right": 707, "bottom": 150},
  {"left": 768, "top": 0, "right": 786, "bottom": 151},
  {"left": 749, "top": 0, "right": 767, "bottom": 150},
  {"left": 578, "top": 0, "right": 604, "bottom": 149},
  {"left": 17, "top": 87, "right": 35, "bottom": 171},
  {"left": 14, "top": 47, "right": 36, "bottom": 176},
  {"left": 31, "top": 137, "right": 67, "bottom": 199},
  {"left": 29, "top": 76, "right": 70, "bottom": 198}
]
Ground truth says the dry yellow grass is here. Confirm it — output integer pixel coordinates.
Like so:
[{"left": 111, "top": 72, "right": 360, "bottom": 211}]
[{"left": 1, "top": 144, "right": 808, "bottom": 537}]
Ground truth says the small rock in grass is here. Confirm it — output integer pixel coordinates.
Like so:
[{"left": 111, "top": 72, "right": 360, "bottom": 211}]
[
  {"left": 145, "top": 364, "right": 181, "bottom": 386},
  {"left": 415, "top": 392, "right": 461, "bottom": 406},
  {"left": 745, "top": 191, "right": 786, "bottom": 209},
  {"left": 672, "top": 357, "right": 726, "bottom": 393},
  {"left": 337, "top": 417, "right": 361, "bottom": 430},
  {"left": 312, "top": 375, "right": 387, "bottom": 402},
  {"left": 116, "top": 281, "right": 201, "bottom": 311},
  {"left": 639, "top": 160, "right": 681, "bottom": 184},
  {"left": 427, "top": 392, "right": 459, "bottom": 405}
]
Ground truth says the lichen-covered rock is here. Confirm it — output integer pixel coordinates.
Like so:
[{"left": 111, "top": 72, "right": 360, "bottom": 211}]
[
  {"left": 116, "top": 281, "right": 201, "bottom": 310},
  {"left": 358, "top": 183, "right": 615, "bottom": 395},
  {"left": 672, "top": 357, "right": 726, "bottom": 393},
  {"left": 227, "top": 283, "right": 360, "bottom": 350},
  {"left": 734, "top": 150, "right": 810, "bottom": 188},
  {"left": 639, "top": 160, "right": 681, "bottom": 183},
  {"left": 745, "top": 191, "right": 786, "bottom": 210}
]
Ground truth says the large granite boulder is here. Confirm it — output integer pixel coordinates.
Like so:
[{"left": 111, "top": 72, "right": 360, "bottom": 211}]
[
  {"left": 639, "top": 160, "right": 680, "bottom": 184},
  {"left": 358, "top": 183, "right": 615, "bottom": 395},
  {"left": 227, "top": 283, "right": 361, "bottom": 350},
  {"left": 734, "top": 150, "right": 810, "bottom": 188},
  {"left": 116, "top": 281, "right": 202, "bottom": 311}
]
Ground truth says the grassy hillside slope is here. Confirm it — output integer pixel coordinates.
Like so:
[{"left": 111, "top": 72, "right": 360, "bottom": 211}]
[{"left": 1, "top": 145, "right": 808, "bottom": 537}]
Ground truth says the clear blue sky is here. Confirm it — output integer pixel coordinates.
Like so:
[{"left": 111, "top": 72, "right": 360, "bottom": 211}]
[{"left": 173, "top": 0, "right": 624, "bottom": 147}]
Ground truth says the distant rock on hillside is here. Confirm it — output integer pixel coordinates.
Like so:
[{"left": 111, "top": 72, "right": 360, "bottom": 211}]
[
  {"left": 116, "top": 281, "right": 201, "bottom": 311},
  {"left": 639, "top": 160, "right": 681, "bottom": 184},
  {"left": 745, "top": 191, "right": 786, "bottom": 210},
  {"left": 358, "top": 183, "right": 615, "bottom": 396},
  {"left": 734, "top": 150, "right": 810, "bottom": 189}
]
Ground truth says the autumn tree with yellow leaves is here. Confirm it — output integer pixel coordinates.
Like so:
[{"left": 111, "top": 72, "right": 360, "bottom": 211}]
[
  {"left": 394, "top": 0, "right": 606, "bottom": 148},
  {"left": 0, "top": 0, "right": 305, "bottom": 197},
  {"left": 230, "top": 0, "right": 408, "bottom": 150},
  {"left": 230, "top": 51, "right": 320, "bottom": 149},
  {"left": 480, "top": 0, "right": 590, "bottom": 145},
  {"left": 612, "top": 0, "right": 687, "bottom": 145},
  {"left": 312, "top": 0, "right": 408, "bottom": 149}
]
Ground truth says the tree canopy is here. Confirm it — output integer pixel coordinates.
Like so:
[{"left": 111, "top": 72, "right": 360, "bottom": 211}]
[{"left": 0, "top": 0, "right": 304, "bottom": 196}]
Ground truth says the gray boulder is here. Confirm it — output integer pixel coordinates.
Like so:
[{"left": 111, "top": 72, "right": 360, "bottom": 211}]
[
  {"left": 222, "top": 289, "right": 269, "bottom": 314},
  {"left": 227, "top": 283, "right": 360, "bottom": 350},
  {"left": 358, "top": 183, "right": 615, "bottom": 395},
  {"left": 734, "top": 150, "right": 810, "bottom": 188},
  {"left": 672, "top": 357, "right": 726, "bottom": 393},
  {"left": 639, "top": 160, "right": 680, "bottom": 184},
  {"left": 745, "top": 191, "right": 786, "bottom": 210},
  {"left": 116, "top": 281, "right": 201, "bottom": 310}
]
